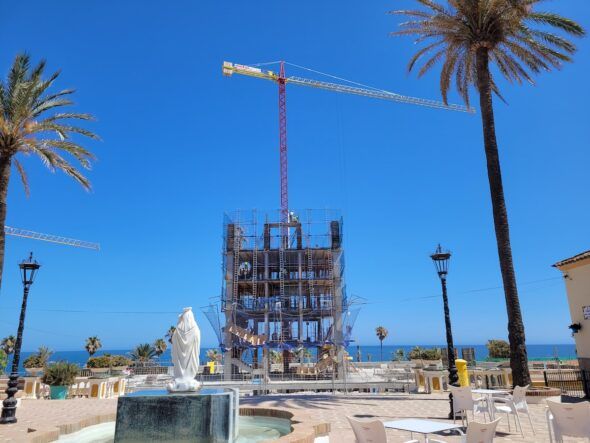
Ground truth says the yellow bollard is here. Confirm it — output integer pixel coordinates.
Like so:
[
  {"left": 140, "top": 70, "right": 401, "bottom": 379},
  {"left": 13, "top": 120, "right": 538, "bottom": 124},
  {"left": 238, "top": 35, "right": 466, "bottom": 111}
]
[{"left": 455, "top": 359, "right": 469, "bottom": 387}]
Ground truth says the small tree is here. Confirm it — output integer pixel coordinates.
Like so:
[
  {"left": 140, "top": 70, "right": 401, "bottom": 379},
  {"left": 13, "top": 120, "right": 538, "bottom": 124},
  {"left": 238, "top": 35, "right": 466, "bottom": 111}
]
[
  {"left": 375, "top": 326, "right": 388, "bottom": 361},
  {"left": 154, "top": 338, "right": 167, "bottom": 358},
  {"left": 408, "top": 346, "right": 423, "bottom": 360},
  {"left": 487, "top": 339, "right": 510, "bottom": 359},
  {"left": 166, "top": 326, "right": 176, "bottom": 344},
  {"left": 130, "top": 343, "right": 156, "bottom": 365},
  {"left": 0, "top": 349, "right": 7, "bottom": 373},
  {"left": 85, "top": 336, "right": 102, "bottom": 357},
  {"left": 0, "top": 335, "right": 15, "bottom": 355},
  {"left": 393, "top": 348, "right": 405, "bottom": 362},
  {"left": 206, "top": 348, "right": 222, "bottom": 362}
]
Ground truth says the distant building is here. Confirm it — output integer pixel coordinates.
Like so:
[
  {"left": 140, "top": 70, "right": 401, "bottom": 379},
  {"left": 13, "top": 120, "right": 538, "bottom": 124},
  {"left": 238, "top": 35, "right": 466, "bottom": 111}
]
[{"left": 553, "top": 250, "right": 590, "bottom": 371}]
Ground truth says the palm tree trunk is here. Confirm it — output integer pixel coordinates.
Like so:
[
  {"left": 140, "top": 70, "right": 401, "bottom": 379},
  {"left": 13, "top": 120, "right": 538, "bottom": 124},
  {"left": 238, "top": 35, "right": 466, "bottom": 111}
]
[
  {"left": 475, "top": 48, "right": 531, "bottom": 387},
  {"left": 0, "top": 154, "right": 12, "bottom": 293},
  {"left": 380, "top": 340, "right": 383, "bottom": 361}
]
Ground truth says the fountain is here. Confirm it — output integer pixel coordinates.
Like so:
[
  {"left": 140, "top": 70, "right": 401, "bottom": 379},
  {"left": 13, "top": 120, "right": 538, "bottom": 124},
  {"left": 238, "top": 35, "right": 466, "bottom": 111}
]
[{"left": 113, "top": 308, "right": 238, "bottom": 442}]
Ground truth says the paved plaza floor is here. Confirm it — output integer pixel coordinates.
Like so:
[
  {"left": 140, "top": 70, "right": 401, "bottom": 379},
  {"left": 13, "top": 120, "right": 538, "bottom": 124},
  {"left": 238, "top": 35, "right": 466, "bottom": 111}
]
[
  {"left": 242, "top": 392, "right": 587, "bottom": 442},
  {"left": 0, "top": 392, "right": 587, "bottom": 442}
]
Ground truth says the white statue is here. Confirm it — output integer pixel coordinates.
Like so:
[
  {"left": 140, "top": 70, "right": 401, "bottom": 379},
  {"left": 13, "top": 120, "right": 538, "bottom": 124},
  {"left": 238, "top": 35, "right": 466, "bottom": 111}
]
[{"left": 167, "top": 307, "right": 201, "bottom": 392}]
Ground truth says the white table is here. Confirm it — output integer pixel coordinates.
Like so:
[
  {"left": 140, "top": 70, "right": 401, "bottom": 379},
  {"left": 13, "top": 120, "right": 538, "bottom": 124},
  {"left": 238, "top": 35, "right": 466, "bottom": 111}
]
[
  {"left": 472, "top": 388, "right": 510, "bottom": 420},
  {"left": 384, "top": 419, "right": 463, "bottom": 442}
]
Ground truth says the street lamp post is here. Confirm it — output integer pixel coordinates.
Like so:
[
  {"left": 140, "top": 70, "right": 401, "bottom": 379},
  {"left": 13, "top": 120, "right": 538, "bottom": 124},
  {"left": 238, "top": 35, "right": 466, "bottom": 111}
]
[
  {"left": 430, "top": 244, "right": 459, "bottom": 419},
  {"left": 1, "top": 253, "right": 41, "bottom": 424}
]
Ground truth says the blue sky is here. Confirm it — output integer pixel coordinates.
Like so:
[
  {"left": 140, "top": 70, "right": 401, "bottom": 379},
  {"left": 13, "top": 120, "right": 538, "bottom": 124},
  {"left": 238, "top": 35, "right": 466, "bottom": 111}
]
[{"left": 0, "top": 1, "right": 588, "bottom": 351}]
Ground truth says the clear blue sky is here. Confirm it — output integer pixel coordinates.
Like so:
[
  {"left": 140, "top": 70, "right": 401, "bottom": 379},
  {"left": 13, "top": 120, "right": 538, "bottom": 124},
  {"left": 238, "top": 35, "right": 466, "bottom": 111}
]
[{"left": 1, "top": 1, "right": 588, "bottom": 351}]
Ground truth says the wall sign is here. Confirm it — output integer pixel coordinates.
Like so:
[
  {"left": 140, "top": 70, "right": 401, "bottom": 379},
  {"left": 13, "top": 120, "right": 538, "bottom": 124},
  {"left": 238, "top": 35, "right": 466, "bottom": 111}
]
[{"left": 584, "top": 305, "right": 590, "bottom": 320}]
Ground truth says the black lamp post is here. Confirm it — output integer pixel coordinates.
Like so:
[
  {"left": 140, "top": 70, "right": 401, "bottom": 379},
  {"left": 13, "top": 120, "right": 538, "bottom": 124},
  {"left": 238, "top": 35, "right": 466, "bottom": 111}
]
[
  {"left": 430, "top": 244, "right": 459, "bottom": 419},
  {"left": 1, "top": 253, "right": 40, "bottom": 424}
]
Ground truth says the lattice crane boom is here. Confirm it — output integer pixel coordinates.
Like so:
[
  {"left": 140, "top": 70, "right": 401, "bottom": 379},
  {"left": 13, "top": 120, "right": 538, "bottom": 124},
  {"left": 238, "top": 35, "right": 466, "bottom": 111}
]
[
  {"left": 4, "top": 226, "right": 100, "bottom": 250},
  {"left": 222, "top": 60, "right": 474, "bottom": 221}
]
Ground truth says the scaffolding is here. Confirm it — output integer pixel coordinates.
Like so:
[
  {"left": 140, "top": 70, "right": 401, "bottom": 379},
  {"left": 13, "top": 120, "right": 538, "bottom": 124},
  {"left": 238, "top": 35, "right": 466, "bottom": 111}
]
[{"left": 214, "top": 209, "right": 353, "bottom": 380}]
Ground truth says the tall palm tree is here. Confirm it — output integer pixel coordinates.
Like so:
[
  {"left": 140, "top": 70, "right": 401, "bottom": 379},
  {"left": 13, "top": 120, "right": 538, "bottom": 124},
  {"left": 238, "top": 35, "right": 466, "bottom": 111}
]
[
  {"left": 85, "top": 336, "right": 102, "bottom": 357},
  {"left": 0, "top": 335, "right": 15, "bottom": 355},
  {"left": 130, "top": 343, "right": 156, "bottom": 364},
  {"left": 391, "top": 0, "right": 584, "bottom": 387},
  {"left": 165, "top": 326, "right": 176, "bottom": 344},
  {"left": 153, "top": 338, "right": 167, "bottom": 358},
  {"left": 375, "top": 326, "right": 388, "bottom": 361},
  {"left": 0, "top": 54, "right": 98, "bottom": 290}
]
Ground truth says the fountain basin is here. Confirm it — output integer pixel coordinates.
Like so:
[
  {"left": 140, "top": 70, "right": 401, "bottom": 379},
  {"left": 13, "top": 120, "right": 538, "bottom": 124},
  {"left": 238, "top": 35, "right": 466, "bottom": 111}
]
[{"left": 114, "top": 388, "right": 238, "bottom": 442}]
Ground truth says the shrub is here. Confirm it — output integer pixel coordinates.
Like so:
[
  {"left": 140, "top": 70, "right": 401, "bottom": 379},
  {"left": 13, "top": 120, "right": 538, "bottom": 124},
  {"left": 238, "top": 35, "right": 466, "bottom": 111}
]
[
  {"left": 23, "top": 346, "right": 53, "bottom": 368},
  {"left": 86, "top": 355, "right": 112, "bottom": 368},
  {"left": 41, "top": 362, "right": 79, "bottom": 386},
  {"left": 87, "top": 355, "right": 130, "bottom": 368},
  {"left": 408, "top": 346, "right": 441, "bottom": 360},
  {"left": 0, "top": 349, "right": 6, "bottom": 372},
  {"left": 111, "top": 355, "right": 131, "bottom": 367},
  {"left": 487, "top": 339, "right": 510, "bottom": 359}
]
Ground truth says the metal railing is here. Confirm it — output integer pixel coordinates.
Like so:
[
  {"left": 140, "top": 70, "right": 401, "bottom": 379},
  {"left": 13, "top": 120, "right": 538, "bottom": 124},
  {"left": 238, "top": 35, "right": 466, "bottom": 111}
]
[{"left": 544, "top": 369, "right": 590, "bottom": 398}]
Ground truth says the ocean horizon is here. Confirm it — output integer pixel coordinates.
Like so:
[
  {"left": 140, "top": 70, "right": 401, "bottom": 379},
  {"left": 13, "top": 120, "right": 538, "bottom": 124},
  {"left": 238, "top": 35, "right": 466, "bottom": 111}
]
[{"left": 6, "top": 343, "right": 577, "bottom": 373}]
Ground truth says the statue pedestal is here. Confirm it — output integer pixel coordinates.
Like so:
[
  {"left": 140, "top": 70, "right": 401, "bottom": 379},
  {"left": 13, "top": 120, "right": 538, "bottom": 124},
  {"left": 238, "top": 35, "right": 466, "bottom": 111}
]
[{"left": 114, "top": 388, "right": 238, "bottom": 443}]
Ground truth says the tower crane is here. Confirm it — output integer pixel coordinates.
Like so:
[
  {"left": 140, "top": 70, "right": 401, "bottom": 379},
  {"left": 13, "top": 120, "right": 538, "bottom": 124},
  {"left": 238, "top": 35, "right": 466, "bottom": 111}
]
[
  {"left": 222, "top": 61, "right": 474, "bottom": 224},
  {"left": 4, "top": 226, "right": 100, "bottom": 250}
]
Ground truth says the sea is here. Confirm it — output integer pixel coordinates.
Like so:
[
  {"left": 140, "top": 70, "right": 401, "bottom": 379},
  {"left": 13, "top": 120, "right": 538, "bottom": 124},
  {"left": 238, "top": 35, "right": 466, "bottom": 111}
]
[{"left": 6, "top": 343, "right": 576, "bottom": 373}]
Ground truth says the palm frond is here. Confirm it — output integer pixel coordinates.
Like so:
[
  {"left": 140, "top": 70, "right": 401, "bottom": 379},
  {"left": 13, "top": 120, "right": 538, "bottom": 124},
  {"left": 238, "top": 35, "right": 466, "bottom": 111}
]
[
  {"left": 13, "top": 159, "right": 29, "bottom": 197},
  {"left": 390, "top": 0, "right": 584, "bottom": 104},
  {"left": 528, "top": 12, "right": 585, "bottom": 36}
]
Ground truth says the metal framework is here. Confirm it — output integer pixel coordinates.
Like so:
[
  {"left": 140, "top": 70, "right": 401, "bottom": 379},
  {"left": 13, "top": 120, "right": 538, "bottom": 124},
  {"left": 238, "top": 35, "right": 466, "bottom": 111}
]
[
  {"left": 211, "top": 209, "right": 358, "bottom": 380},
  {"left": 4, "top": 226, "right": 100, "bottom": 250}
]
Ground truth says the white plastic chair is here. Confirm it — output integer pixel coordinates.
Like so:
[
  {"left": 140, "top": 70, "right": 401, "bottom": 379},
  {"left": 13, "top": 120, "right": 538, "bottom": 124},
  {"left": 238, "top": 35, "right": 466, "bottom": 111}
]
[
  {"left": 546, "top": 400, "right": 590, "bottom": 443},
  {"left": 347, "top": 417, "right": 388, "bottom": 443},
  {"left": 449, "top": 386, "right": 489, "bottom": 425},
  {"left": 347, "top": 417, "right": 420, "bottom": 443},
  {"left": 428, "top": 419, "right": 501, "bottom": 443},
  {"left": 491, "top": 385, "right": 532, "bottom": 436}
]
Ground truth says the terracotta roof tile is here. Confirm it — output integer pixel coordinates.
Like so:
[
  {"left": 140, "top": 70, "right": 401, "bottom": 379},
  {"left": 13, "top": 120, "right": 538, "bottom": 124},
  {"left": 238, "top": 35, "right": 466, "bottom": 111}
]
[{"left": 553, "top": 249, "right": 590, "bottom": 268}]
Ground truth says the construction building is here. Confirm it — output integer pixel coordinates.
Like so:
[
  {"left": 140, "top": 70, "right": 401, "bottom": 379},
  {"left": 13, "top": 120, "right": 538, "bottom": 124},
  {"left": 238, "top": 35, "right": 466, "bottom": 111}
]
[{"left": 211, "top": 209, "right": 356, "bottom": 380}]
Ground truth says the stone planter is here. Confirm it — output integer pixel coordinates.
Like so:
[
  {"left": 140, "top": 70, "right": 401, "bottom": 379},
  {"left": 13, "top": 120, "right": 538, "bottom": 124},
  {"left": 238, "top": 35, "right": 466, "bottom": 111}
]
[
  {"left": 525, "top": 387, "right": 562, "bottom": 404},
  {"left": 411, "top": 359, "right": 441, "bottom": 369},
  {"left": 89, "top": 367, "right": 110, "bottom": 376},
  {"left": 24, "top": 367, "right": 43, "bottom": 376}
]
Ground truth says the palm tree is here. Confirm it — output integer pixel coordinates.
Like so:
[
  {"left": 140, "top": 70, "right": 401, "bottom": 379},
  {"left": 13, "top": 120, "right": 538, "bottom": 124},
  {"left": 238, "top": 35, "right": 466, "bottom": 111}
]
[
  {"left": 206, "top": 348, "right": 222, "bottom": 362},
  {"left": 394, "top": 348, "right": 406, "bottom": 362},
  {"left": 375, "top": 326, "right": 388, "bottom": 361},
  {"left": 0, "top": 54, "right": 98, "bottom": 290},
  {"left": 130, "top": 343, "right": 156, "bottom": 365},
  {"left": 165, "top": 326, "right": 176, "bottom": 344},
  {"left": 391, "top": 0, "right": 584, "bottom": 387},
  {"left": 154, "top": 338, "right": 167, "bottom": 358},
  {"left": 85, "top": 336, "right": 102, "bottom": 357},
  {"left": 269, "top": 349, "right": 283, "bottom": 364},
  {"left": 36, "top": 346, "right": 52, "bottom": 366},
  {"left": 0, "top": 335, "right": 15, "bottom": 355}
]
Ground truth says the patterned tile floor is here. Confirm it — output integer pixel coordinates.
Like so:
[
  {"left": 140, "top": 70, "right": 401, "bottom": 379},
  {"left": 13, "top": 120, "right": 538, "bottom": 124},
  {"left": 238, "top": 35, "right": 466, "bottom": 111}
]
[
  {"left": 0, "top": 393, "right": 587, "bottom": 442},
  {"left": 242, "top": 392, "right": 587, "bottom": 442}
]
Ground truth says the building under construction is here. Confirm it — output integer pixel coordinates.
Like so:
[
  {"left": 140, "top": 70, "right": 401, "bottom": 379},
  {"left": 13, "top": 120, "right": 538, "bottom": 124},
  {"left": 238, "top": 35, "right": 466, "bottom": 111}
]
[{"left": 214, "top": 209, "right": 356, "bottom": 380}]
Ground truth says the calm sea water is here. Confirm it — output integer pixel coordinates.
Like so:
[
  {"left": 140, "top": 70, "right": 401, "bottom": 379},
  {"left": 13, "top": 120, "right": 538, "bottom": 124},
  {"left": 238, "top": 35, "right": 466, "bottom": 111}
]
[{"left": 5, "top": 344, "right": 576, "bottom": 373}]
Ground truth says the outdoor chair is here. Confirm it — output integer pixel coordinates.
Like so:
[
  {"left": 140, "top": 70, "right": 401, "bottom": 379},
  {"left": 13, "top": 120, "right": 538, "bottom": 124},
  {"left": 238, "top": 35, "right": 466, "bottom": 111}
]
[
  {"left": 347, "top": 417, "right": 389, "bottom": 443},
  {"left": 428, "top": 419, "right": 501, "bottom": 443},
  {"left": 491, "top": 385, "right": 531, "bottom": 436},
  {"left": 546, "top": 400, "right": 590, "bottom": 443},
  {"left": 449, "top": 386, "right": 489, "bottom": 425}
]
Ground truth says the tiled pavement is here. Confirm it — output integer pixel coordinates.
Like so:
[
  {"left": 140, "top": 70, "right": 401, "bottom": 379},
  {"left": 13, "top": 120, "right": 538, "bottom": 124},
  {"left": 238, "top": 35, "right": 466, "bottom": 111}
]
[
  {"left": 0, "top": 393, "right": 587, "bottom": 442},
  {"left": 0, "top": 398, "right": 117, "bottom": 442},
  {"left": 242, "top": 392, "right": 588, "bottom": 442}
]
